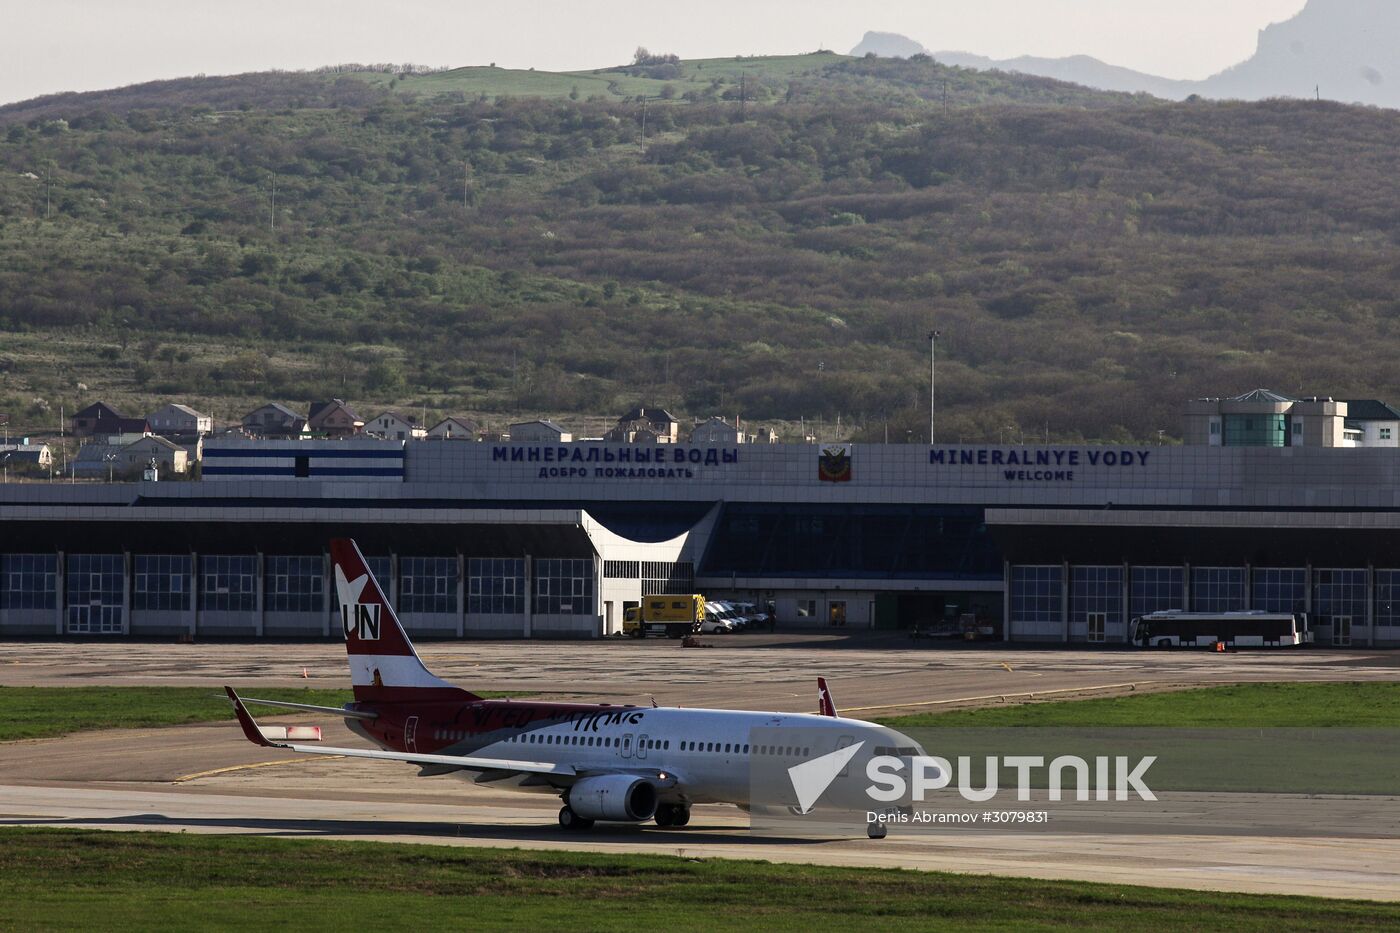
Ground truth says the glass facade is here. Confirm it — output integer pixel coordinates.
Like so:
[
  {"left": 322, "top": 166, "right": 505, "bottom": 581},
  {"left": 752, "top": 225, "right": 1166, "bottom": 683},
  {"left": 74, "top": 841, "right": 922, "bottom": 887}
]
[
  {"left": 1, "top": 554, "right": 57, "bottom": 610},
  {"left": 703, "top": 504, "right": 1001, "bottom": 580},
  {"left": 1070, "top": 566, "right": 1122, "bottom": 637},
  {"left": 1223, "top": 414, "right": 1288, "bottom": 447},
  {"left": 1191, "top": 567, "right": 1246, "bottom": 612},
  {"left": 1252, "top": 568, "right": 1306, "bottom": 614},
  {"left": 132, "top": 555, "right": 192, "bottom": 612},
  {"left": 1313, "top": 569, "right": 1367, "bottom": 627},
  {"left": 468, "top": 558, "right": 526, "bottom": 615},
  {"left": 265, "top": 556, "right": 324, "bottom": 613},
  {"left": 400, "top": 557, "right": 457, "bottom": 614},
  {"left": 1010, "top": 565, "right": 1062, "bottom": 624},
  {"left": 1375, "top": 571, "right": 1400, "bottom": 628},
  {"left": 1130, "top": 566, "right": 1184, "bottom": 618},
  {"left": 535, "top": 558, "right": 594, "bottom": 615},
  {"left": 201, "top": 555, "right": 256, "bottom": 612},
  {"left": 66, "top": 554, "right": 124, "bottom": 634}
]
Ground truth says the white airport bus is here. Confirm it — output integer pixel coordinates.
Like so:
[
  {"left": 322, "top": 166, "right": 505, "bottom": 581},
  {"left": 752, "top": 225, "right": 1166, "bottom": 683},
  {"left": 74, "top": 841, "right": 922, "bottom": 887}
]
[{"left": 1129, "top": 610, "right": 1313, "bottom": 648}]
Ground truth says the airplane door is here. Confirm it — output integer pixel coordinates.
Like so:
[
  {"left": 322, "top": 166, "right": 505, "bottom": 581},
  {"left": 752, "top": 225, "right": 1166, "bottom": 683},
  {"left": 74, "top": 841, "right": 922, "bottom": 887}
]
[
  {"left": 620, "top": 733, "right": 634, "bottom": 759},
  {"left": 637, "top": 734, "right": 650, "bottom": 760},
  {"left": 405, "top": 716, "right": 419, "bottom": 753},
  {"left": 836, "top": 735, "right": 856, "bottom": 777}
]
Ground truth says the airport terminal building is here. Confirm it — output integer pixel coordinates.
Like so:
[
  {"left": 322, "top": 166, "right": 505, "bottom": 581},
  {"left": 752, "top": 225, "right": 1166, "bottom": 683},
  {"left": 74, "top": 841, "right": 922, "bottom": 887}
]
[{"left": 3, "top": 439, "right": 1400, "bottom": 646}]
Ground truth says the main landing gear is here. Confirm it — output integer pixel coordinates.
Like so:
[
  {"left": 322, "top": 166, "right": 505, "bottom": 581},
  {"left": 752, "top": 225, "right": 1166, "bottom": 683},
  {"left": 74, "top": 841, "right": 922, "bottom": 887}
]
[
  {"left": 558, "top": 806, "right": 595, "bottom": 831},
  {"left": 654, "top": 803, "right": 691, "bottom": 827}
]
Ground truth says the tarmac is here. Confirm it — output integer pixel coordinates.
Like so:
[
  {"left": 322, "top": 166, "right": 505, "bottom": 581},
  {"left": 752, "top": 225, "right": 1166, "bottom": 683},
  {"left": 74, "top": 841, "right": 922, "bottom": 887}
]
[{"left": 2, "top": 634, "right": 1398, "bottom": 900}]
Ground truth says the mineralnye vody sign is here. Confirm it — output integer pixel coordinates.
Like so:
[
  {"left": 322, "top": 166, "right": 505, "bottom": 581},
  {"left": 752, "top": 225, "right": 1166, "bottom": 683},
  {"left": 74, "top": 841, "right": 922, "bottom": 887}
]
[
  {"left": 493, "top": 445, "right": 740, "bottom": 481},
  {"left": 928, "top": 448, "right": 1155, "bottom": 483}
]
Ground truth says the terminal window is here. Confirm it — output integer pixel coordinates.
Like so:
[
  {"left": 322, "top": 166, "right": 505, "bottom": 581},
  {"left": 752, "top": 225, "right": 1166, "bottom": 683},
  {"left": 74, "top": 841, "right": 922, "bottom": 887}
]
[
  {"left": 468, "top": 558, "right": 525, "bottom": 615},
  {"left": 1253, "top": 568, "right": 1306, "bottom": 613},
  {"left": 1223, "top": 414, "right": 1288, "bottom": 447},
  {"left": 1011, "top": 565, "right": 1062, "bottom": 623},
  {"left": 1, "top": 554, "right": 57, "bottom": 610},
  {"left": 265, "top": 556, "right": 324, "bottom": 613},
  {"left": 1374, "top": 570, "right": 1400, "bottom": 627},
  {"left": 1130, "top": 566, "right": 1184, "bottom": 617},
  {"left": 535, "top": 559, "right": 593, "bottom": 615},
  {"left": 66, "top": 554, "right": 124, "bottom": 634},
  {"left": 400, "top": 557, "right": 457, "bottom": 614},
  {"left": 1071, "top": 566, "right": 1122, "bottom": 630},
  {"left": 1313, "top": 569, "right": 1366, "bottom": 628},
  {"left": 200, "top": 555, "right": 256, "bottom": 612},
  {"left": 133, "top": 555, "right": 192, "bottom": 612},
  {"left": 1191, "top": 567, "right": 1246, "bottom": 612}
]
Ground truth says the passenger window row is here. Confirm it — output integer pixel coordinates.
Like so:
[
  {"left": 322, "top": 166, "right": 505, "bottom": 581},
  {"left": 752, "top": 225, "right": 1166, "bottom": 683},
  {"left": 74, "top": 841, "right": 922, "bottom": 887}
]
[{"left": 677, "top": 742, "right": 812, "bottom": 757}]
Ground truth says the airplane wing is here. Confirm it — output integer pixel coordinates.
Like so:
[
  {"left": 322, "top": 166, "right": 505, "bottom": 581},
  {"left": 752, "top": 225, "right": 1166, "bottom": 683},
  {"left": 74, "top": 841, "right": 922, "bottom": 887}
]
[{"left": 224, "top": 686, "right": 576, "bottom": 778}]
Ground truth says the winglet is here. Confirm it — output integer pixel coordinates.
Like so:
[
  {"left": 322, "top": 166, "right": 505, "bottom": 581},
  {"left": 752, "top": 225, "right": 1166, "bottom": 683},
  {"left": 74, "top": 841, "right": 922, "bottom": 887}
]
[
  {"left": 817, "top": 677, "right": 838, "bottom": 717},
  {"left": 224, "top": 686, "right": 283, "bottom": 748}
]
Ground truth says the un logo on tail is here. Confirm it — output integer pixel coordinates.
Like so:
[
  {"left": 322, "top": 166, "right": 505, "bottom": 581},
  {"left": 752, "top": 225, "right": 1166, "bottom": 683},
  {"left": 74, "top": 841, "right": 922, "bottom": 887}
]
[{"left": 342, "top": 603, "right": 381, "bottom": 640}]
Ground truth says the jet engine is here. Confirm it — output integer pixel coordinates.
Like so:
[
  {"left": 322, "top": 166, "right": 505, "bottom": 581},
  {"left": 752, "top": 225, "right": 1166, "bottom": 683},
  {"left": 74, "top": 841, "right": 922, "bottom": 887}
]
[{"left": 567, "top": 775, "right": 659, "bottom": 822}]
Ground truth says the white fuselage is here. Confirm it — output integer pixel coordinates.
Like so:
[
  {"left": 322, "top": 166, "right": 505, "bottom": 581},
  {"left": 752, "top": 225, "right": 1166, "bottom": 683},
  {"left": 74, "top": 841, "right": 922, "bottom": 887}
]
[{"left": 377, "top": 705, "right": 922, "bottom": 807}]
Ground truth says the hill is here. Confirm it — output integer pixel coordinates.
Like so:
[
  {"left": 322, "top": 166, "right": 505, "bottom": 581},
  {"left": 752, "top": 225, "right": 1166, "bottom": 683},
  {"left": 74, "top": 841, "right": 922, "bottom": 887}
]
[
  {"left": 1, "top": 55, "right": 1399, "bottom": 445},
  {"left": 932, "top": 0, "right": 1400, "bottom": 109}
]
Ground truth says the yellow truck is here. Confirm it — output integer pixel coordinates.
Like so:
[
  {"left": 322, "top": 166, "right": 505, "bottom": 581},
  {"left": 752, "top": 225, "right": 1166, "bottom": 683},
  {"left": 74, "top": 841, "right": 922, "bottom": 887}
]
[{"left": 623, "top": 594, "right": 705, "bottom": 638}]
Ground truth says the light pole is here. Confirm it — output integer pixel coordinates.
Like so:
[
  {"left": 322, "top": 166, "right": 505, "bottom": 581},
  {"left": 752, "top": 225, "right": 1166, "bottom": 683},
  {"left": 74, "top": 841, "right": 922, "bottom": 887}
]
[
  {"left": 928, "top": 330, "right": 940, "bottom": 444},
  {"left": 103, "top": 451, "right": 118, "bottom": 483}
]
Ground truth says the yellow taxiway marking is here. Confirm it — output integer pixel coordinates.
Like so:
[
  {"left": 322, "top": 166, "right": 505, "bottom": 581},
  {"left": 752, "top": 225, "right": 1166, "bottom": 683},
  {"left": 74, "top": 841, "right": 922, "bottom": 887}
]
[
  {"left": 173, "top": 756, "right": 345, "bottom": 784},
  {"left": 839, "top": 682, "right": 1142, "bottom": 715}
]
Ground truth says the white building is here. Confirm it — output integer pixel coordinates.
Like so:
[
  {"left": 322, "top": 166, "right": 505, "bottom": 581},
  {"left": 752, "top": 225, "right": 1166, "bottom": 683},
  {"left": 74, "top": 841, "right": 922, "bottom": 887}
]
[
  {"left": 426, "top": 417, "right": 480, "bottom": 441},
  {"left": 368, "top": 411, "right": 426, "bottom": 441},
  {"left": 146, "top": 403, "right": 211, "bottom": 437},
  {"left": 1342, "top": 400, "right": 1400, "bottom": 448}
]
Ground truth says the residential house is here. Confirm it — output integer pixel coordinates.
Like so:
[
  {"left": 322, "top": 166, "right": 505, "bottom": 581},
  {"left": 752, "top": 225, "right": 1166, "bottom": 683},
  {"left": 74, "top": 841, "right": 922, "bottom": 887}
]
[
  {"left": 121, "top": 435, "right": 189, "bottom": 475},
  {"left": 611, "top": 407, "right": 679, "bottom": 443},
  {"left": 0, "top": 443, "right": 52, "bottom": 468},
  {"left": 242, "top": 403, "right": 308, "bottom": 438},
  {"left": 1342, "top": 400, "right": 1400, "bottom": 448},
  {"left": 689, "top": 416, "right": 742, "bottom": 445},
  {"left": 146, "top": 403, "right": 212, "bottom": 437},
  {"left": 509, "top": 420, "right": 572, "bottom": 443},
  {"left": 70, "top": 402, "right": 149, "bottom": 438},
  {"left": 426, "top": 417, "right": 480, "bottom": 440},
  {"left": 72, "top": 443, "right": 121, "bottom": 478},
  {"left": 367, "top": 411, "right": 426, "bottom": 441},
  {"left": 308, "top": 399, "right": 364, "bottom": 438}
]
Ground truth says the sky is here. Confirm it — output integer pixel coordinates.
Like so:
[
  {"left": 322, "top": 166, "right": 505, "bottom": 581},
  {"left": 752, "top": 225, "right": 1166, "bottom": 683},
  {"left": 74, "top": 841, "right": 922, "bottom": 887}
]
[{"left": 0, "top": 0, "right": 1310, "bottom": 106}]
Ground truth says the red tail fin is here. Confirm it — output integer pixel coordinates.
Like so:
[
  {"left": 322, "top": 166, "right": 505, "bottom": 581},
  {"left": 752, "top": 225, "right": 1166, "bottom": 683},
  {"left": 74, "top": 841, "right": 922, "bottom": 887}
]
[
  {"left": 330, "top": 538, "right": 476, "bottom": 703},
  {"left": 817, "top": 677, "right": 838, "bottom": 717}
]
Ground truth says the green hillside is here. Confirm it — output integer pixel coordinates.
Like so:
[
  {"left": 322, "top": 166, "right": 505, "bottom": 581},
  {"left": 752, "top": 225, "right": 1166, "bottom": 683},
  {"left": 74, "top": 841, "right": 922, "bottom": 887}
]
[{"left": 0, "top": 54, "right": 1396, "bottom": 443}]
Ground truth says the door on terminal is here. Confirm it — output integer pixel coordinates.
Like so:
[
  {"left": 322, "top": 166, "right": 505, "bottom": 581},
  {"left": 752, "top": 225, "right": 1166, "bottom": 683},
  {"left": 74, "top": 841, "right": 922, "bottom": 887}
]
[
  {"left": 1087, "top": 613, "right": 1106, "bottom": 644},
  {"left": 828, "top": 601, "right": 847, "bottom": 627},
  {"left": 604, "top": 601, "right": 614, "bottom": 633},
  {"left": 67, "top": 605, "right": 122, "bottom": 635},
  {"left": 1333, "top": 616, "right": 1352, "bottom": 647}
]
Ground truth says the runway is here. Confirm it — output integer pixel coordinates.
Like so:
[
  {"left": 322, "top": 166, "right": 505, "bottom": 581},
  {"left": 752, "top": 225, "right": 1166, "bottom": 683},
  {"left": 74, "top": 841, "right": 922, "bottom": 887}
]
[{"left": 2, "top": 637, "right": 1398, "bottom": 900}]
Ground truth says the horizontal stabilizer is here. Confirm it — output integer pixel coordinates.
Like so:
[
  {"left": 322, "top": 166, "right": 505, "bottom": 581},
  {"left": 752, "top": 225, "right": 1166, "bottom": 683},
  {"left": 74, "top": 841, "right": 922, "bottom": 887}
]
[{"left": 233, "top": 695, "right": 378, "bottom": 721}]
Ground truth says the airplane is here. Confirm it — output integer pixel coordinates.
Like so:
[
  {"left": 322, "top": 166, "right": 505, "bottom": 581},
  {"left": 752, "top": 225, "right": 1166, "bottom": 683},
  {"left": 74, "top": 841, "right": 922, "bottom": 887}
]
[{"left": 225, "top": 538, "right": 924, "bottom": 838}]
